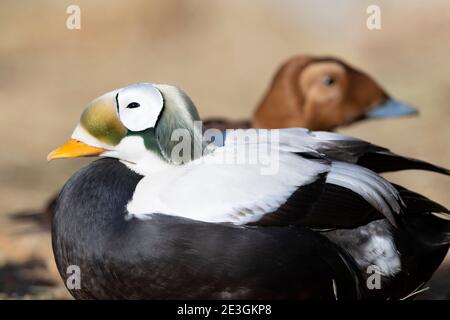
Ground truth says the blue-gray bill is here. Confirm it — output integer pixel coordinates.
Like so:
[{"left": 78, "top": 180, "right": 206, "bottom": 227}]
[{"left": 364, "top": 99, "right": 418, "bottom": 119}]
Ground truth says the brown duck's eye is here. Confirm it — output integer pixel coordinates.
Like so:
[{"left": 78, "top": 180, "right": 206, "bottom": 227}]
[
  {"left": 126, "top": 102, "right": 140, "bottom": 109},
  {"left": 322, "top": 76, "right": 335, "bottom": 86}
]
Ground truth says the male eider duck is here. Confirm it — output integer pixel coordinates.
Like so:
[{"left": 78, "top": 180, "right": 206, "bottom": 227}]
[
  {"left": 48, "top": 83, "right": 448, "bottom": 300},
  {"left": 18, "top": 55, "right": 416, "bottom": 228}
]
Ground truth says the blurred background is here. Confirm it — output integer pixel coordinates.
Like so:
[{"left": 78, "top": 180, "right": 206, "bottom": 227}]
[{"left": 0, "top": 0, "right": 449, "bottom": 299}]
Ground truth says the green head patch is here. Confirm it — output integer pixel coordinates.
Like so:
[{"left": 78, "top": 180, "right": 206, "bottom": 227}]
[{"left": 80, "top": 96, "right": 128, "bottom": 146}]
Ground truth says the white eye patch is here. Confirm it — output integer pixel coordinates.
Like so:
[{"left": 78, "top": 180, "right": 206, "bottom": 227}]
[{"left": 117, "top": 83, "right": 164, "bottom": 131}]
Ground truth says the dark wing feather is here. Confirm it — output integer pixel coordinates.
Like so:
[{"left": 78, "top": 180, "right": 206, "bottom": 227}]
[
  {"left": 311, "top": 131, "right": 449, "bottom": 175},
  {"left": 254, "top": 174, "right": 384, "bottom": 229},
  {"left": 393, "top": 183, "right": 450, "bottom": 246},
  {"left": 357, "top": 151, "right": 450, "bottom": 175}
]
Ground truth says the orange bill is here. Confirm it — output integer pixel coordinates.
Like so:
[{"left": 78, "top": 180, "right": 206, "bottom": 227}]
[{"left": 47, "top": 139, "right": 107, "bottom": 161}]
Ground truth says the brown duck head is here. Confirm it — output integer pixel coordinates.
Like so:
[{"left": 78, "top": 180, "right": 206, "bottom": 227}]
[{"left": 253, "top": 55, "right": 416, "bottom": 130}]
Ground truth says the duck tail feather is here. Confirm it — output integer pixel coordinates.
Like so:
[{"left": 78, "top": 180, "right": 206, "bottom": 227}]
[
  {"left": 394, "top": 184, "right": 450, "bottom": 246},
  {"left": 357, "top": 152, "right": 450, "bottom": 175}
]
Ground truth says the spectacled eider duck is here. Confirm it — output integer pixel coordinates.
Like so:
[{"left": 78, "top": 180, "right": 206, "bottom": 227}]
[
  {"left": 48, "top": 83, "right": 448, "bottom": 299},
  {"left": 21, "top": 55, "right": 416, "bottom": 229}
]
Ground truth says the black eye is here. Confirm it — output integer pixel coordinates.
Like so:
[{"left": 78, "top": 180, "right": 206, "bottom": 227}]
[
  {"left": 322, "top": 76, "right": 335, "bottom": 86},
  {"left": 126, "top": 102, "right": 140, "bottom": 109}
]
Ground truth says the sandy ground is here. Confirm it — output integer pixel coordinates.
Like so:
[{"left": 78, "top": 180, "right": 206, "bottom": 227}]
[{"left": 0, "top": 0, "right": 449, "bottom": 299}]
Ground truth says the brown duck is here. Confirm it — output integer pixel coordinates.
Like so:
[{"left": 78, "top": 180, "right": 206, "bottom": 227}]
[{"left": 205, "top": 55, "right": 416, "bottom": 130}]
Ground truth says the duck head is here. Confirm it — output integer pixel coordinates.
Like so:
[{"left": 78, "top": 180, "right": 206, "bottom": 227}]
[
  {"left": 47, "top": 84, "right": 204, "bottom": 174},
  {"left": 253, "top": 55, "right": 417, "bottom": 130}
]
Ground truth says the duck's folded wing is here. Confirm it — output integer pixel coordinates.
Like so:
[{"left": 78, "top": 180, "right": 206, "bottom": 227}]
[
  {"left": 128, "top": 133, "right": 406, "bottom": 229},
  {"left": 219, "top": 128, "right": 450, "bottom": 227},
  {"left": 128, "top": 128, "right": 448, "bottom": 230}
]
